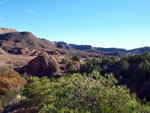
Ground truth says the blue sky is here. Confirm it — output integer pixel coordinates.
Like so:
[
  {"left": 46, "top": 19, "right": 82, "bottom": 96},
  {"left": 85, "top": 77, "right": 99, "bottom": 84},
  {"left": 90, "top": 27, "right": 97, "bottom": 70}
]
[{"left": 0, "top": 0, "right": 150, "bottom": 49}]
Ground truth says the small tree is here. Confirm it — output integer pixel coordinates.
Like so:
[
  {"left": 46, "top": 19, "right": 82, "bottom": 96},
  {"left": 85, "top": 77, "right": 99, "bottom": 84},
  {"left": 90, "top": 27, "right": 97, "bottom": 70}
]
[{"left": 72, "top": 55, "right": 80, "bottom": 61}]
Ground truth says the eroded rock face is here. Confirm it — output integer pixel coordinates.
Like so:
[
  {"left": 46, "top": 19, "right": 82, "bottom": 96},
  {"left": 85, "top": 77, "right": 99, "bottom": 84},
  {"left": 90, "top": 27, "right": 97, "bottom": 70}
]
[{"left": 26, "top": 53, "right": 60, "bottom": 76}]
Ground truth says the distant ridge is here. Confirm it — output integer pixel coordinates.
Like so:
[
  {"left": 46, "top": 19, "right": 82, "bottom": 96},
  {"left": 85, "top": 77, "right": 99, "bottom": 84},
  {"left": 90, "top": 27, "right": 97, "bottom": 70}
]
[
  {"left": 0, "top": 28, "right": 150, "bottom": 56},
  {"left": 55, "top": 42, "right": 150, "bottom": 55},
  {"left": 0, "top": 28, "right": 18, "bottom": 34}
]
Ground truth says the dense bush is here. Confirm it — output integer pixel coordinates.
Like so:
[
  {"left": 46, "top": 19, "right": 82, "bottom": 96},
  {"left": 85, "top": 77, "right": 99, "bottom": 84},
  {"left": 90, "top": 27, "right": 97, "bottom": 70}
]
[
  {"left": 22, "top": 71, "right": 149, "bottom": 113},
  {"left": 80, "top": 58, "right": 101, "bottom": 74}
]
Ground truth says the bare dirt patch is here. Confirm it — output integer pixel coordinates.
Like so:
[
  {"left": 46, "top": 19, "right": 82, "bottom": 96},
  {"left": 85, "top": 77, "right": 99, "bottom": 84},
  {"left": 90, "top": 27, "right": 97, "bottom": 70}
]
[{"left": 0, "top": 54, "right": 35, "bottom": 68}]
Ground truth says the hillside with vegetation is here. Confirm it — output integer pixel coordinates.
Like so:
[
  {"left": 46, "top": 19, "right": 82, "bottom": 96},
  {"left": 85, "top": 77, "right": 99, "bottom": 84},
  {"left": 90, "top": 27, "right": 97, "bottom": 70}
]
[{"left": 1, "top": 52, "right": 150, "bottom": 112}]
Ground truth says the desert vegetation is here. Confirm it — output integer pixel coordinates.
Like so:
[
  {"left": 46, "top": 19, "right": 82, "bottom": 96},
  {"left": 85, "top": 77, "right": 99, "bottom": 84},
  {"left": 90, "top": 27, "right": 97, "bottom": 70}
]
[
  {"left": 1, "top": 29, "right": 150, "bottom": 112},
  {"left": 1, "top": 53, "right": 150, "bottom": 112}
]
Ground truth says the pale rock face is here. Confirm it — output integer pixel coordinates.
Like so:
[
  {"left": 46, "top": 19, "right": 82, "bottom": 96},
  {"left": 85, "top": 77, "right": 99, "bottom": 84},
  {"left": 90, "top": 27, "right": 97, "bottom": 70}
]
[{"left": 0, "top": 28, "right": 18, "bottom": 34}]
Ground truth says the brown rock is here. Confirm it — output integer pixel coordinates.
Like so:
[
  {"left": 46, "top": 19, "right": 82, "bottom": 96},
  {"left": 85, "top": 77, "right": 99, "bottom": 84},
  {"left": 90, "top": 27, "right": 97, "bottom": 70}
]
[{"left": 27, "top": 53, "right": 60, "bottom": 76}]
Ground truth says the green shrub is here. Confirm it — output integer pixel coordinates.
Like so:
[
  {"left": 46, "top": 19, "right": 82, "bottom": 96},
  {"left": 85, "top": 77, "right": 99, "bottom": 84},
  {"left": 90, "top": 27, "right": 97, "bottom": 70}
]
[
  {"left": 72, "top": 55, "right": 80, "bottom": 61},
  {"left": 66, "top": 61, "right": 75, "bottom": 73},
  {"left": 80, "top": 58, "right": 101, "bottom": 74},
  {"left": 22, "top": 71, "right": 146, "bottom": 113}
]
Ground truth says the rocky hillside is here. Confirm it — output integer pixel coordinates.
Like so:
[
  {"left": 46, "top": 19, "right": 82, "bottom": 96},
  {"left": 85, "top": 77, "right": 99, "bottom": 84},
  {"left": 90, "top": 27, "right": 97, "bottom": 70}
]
[
  {"left": 0, "top": 31, "right": 56, "bottom": 51},
  {"left": 0, "top": 29, "right": 104, "bottom": 58}
]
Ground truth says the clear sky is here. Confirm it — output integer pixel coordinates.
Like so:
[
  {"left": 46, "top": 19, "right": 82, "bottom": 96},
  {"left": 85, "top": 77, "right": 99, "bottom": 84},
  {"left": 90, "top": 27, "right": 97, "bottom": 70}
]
[{"left": 0, "top": 0, "right": 150, "bottom": 49}]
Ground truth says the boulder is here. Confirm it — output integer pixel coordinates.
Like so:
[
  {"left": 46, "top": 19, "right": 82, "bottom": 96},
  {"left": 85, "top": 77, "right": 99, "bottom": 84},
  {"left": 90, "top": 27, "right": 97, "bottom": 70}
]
[{"left": 26, "top": 53, "right": 60, "bottom": 76}]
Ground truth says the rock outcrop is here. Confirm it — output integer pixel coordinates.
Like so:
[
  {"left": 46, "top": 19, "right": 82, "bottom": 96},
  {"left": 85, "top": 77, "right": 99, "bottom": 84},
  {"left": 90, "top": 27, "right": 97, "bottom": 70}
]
[{"left": 26, "top": 53, "right": 60, "bottom": 76}]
